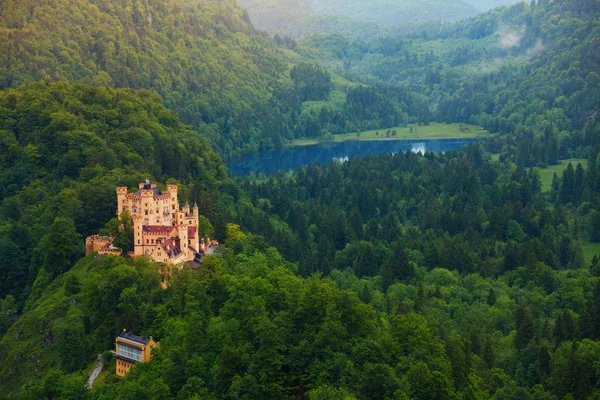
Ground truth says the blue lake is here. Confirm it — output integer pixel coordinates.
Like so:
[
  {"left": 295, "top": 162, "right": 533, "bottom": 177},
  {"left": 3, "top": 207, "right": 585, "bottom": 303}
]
[{"left": 227, "top": 138, "right": 477, "bottom": 176}]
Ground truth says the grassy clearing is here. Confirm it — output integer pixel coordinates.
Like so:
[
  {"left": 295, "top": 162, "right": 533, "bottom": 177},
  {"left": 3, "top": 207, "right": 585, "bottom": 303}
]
[
  {"left": 291, "top": 123, "right": 490, "bottom": 146},
  {"left": 581, "top": 240, "right": 600, "bottom": 266},
  {"left": 535, "top": 159, "right": 588, "bottom": 192}
]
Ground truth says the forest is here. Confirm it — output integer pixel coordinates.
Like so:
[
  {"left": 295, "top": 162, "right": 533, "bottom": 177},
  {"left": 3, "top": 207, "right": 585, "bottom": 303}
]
[
  {"left": 237, "top": 0, "right": 520, "bottom": 38},
  {"left": 291, "top": 0, "right": 600, "bottom": 167},
  {"left": 0, "top": 0, "right": 435, "bottom": 158},
  {"left": 0, "top": 0, "right": 600, "bottom": 399}
]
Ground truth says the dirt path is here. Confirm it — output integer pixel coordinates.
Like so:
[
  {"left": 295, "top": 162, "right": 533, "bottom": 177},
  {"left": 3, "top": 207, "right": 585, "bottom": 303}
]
[{"left": 88, "top": 353, "right": 103, "bottom": 388}]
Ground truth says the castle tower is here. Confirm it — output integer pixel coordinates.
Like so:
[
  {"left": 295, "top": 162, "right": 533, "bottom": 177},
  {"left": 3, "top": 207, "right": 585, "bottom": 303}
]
[
  {"left": 133, "top": 215, "right": 144, "bottom": 256},
  {"left": 193, "top": 202, "right": 198, "bottom": 218},
  {"left": 177, "top": 225, "right": 189, "bottom": 258},
  {"left": 183, "top": 202, "right": 190, "bottom": 216},
  {"left": 167, "top": 184, "right": 178, "bottom": 208},
  {"left": 117, "top": 186, "right": 128, "bottom": 215}
]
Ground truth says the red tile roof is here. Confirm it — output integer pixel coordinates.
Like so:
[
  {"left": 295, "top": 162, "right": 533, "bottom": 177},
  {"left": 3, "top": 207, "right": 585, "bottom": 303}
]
[
  {"left": 142, "top": 226, "right": 176, "bottom": 235},
  {"left": 161, "top": 238, "right": 182, "bottom": 258}
]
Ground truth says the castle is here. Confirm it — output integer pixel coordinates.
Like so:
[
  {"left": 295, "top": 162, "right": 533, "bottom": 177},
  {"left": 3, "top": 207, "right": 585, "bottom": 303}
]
[{"left": 87, "top": 180, "right": 209, "bottom": 264}]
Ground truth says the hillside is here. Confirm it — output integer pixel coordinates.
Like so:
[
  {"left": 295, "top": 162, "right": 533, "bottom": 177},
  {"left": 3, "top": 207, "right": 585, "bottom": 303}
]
[
  {"left": 5, "top": 146, "right": 600, "bottom": 399},
  {"left": 0, "top": 0, "right": 439, "bottom": 158},
  {"left": 307, "top": 0, "right": 477, "bottom": 25},
  {"left": 237, "top": 0, "right": 520, "bottom": 38},
  {"left": 2, "top": 0, "right": 600, "bottom": 399},
  {"left": 0, "top": 82, "right": 232, "bottom": 317},
  {"left": 291, "top": 0, "right": 600, "bottom": 167},
  {"left": 0, "top": 0, "right": 295, "bottom": 158}
]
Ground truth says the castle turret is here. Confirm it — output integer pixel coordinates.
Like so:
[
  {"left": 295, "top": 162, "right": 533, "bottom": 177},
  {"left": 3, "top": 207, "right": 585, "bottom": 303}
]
[
  {"left": 167, "top": 184, "right": 178, "bottom": 210},
  {"left": 193, "top": 202, "right": 198, "bottom": 217},
  {"left": 133, "top": 215, "right": 144, "bottom": 256},
  {"left": 183, "top": 202, "right": 190, "bottom": 215},
  {"left": 116, "top": 186, "right": 128, "bottom": 215}
]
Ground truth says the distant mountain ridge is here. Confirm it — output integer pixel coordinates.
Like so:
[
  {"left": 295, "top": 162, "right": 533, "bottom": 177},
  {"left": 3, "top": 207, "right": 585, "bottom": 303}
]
[{"left": 236, "top": 0, "right": 522, "bottom": 38}]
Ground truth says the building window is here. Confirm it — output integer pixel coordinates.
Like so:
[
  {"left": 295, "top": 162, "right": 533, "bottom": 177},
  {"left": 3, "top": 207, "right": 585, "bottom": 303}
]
[
  {"left": 145, "top": 210, "right": 148, "bottom": 215},
  {"left": 133, "top": 206, "right": 137, "bottom": 213},
  {"left": 118, "top": 343, "right": 142, "bottom": 362},
  {"left": 137, "top": 240, "right": 140, "bottom": 244},
  {"left": 144, "top": 219, "right": 149, "bottom": 225}
]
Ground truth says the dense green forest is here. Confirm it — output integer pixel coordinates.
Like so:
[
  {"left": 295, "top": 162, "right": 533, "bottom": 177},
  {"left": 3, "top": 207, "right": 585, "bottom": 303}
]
[
  {"left": 232, "top": 147, "right": 600, "bottom": 399},
  {"left": 237, "top": 0, "right": 520, "bottom": 38},
  {"left": 0, "top": 0, "right": 436, "bottom": 158},
  {"left": 1, "top": 0, "right": 600, "bottom": 399},
  {"left": 0, "top": 82, "right": 230, "bottom": 311},
  {"left": 6, "top": 144, "right": 600, "bottom": 398},
  {"left": 291, "top": 0, "right": 600, "bottom": 166}
]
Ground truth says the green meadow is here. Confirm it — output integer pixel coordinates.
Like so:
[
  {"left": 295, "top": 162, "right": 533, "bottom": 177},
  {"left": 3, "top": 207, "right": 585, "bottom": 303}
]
[
  {"left": 535, "top": 159, "right": 588, "bottom": 192},
  {"left": 291, "top": 123, "right": 489, "bottom": 146}
]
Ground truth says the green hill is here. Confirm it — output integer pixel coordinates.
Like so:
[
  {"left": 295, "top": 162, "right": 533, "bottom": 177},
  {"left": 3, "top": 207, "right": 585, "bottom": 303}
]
[
  {"left": 292, "top": 0, "right": 600, "bottom": 167},
  {"left": 0, "top": 82, "right": 231, "bottom": 313},
  {"left": 0, "top": 0, "right": 439, "bottom": 158},
  {"left": 237, "top": 0, "right": 521, "bottom": 38},
  {"left": 0, "top": 0, "right": 294, "bottom": 158}
]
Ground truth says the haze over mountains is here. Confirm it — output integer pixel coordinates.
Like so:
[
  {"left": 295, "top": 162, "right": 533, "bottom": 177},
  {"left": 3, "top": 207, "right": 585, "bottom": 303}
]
[{"left": 236, "top": 0, "right": 522, "bottom": 37}]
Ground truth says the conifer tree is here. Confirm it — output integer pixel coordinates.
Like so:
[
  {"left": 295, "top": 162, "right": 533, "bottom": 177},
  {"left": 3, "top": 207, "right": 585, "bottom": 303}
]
[
  {"left": 487, "top": 287, "right": 497, "bottom": 306},
  {"left": 515, "top": 303, "right": 536, "bottom": 350}
]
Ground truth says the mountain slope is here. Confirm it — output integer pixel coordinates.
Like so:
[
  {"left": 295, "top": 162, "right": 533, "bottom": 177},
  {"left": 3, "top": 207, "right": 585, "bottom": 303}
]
[
  {"left": 0, "top": 0, "right": 292, "bottom": 158},
  {"left": 307, "top": 0, "right": 477, "bottom": 25},
  {"left": 291, "top": 0, "right": 600, "bottom": 166},
  {"left": 0, "top": 82, "right": 231, "bottom": 317},
  {"left": 237, "top": 0, "right": 521, "bottom": 38}
]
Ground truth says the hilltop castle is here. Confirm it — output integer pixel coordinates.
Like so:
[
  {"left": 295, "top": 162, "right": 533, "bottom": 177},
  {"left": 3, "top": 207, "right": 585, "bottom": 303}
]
[{"left": 87, "top": 180, "right": 210, "bottom": 264}]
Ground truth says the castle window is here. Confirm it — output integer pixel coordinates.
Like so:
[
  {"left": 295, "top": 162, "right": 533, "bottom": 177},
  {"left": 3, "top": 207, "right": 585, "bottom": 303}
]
[
  {"left": 144, "top": 219, "right": 149, "bottom": 225},
  {"left": 156, "top": 218, "right": 159, "bottom": 223},
  {"left": 145, "top": 210, "right": 148, "bottom": 215},
  {"left": 138, "top": 240, "right": 140, "bottom": 244},
  {"left": 172, "top": 205, "right": 175, "bottom": 210},
  {"left": 133, "top": 206, "right": 137, "bottom": 213},
  {"left": 146, "top": 239, "right": 149, "bottom": 244}
]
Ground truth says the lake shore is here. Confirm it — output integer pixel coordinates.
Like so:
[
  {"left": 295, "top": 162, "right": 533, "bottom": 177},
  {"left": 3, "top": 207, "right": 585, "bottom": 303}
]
[{"left": 288, "top": 123, "right": 492, "bottom": 147}]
